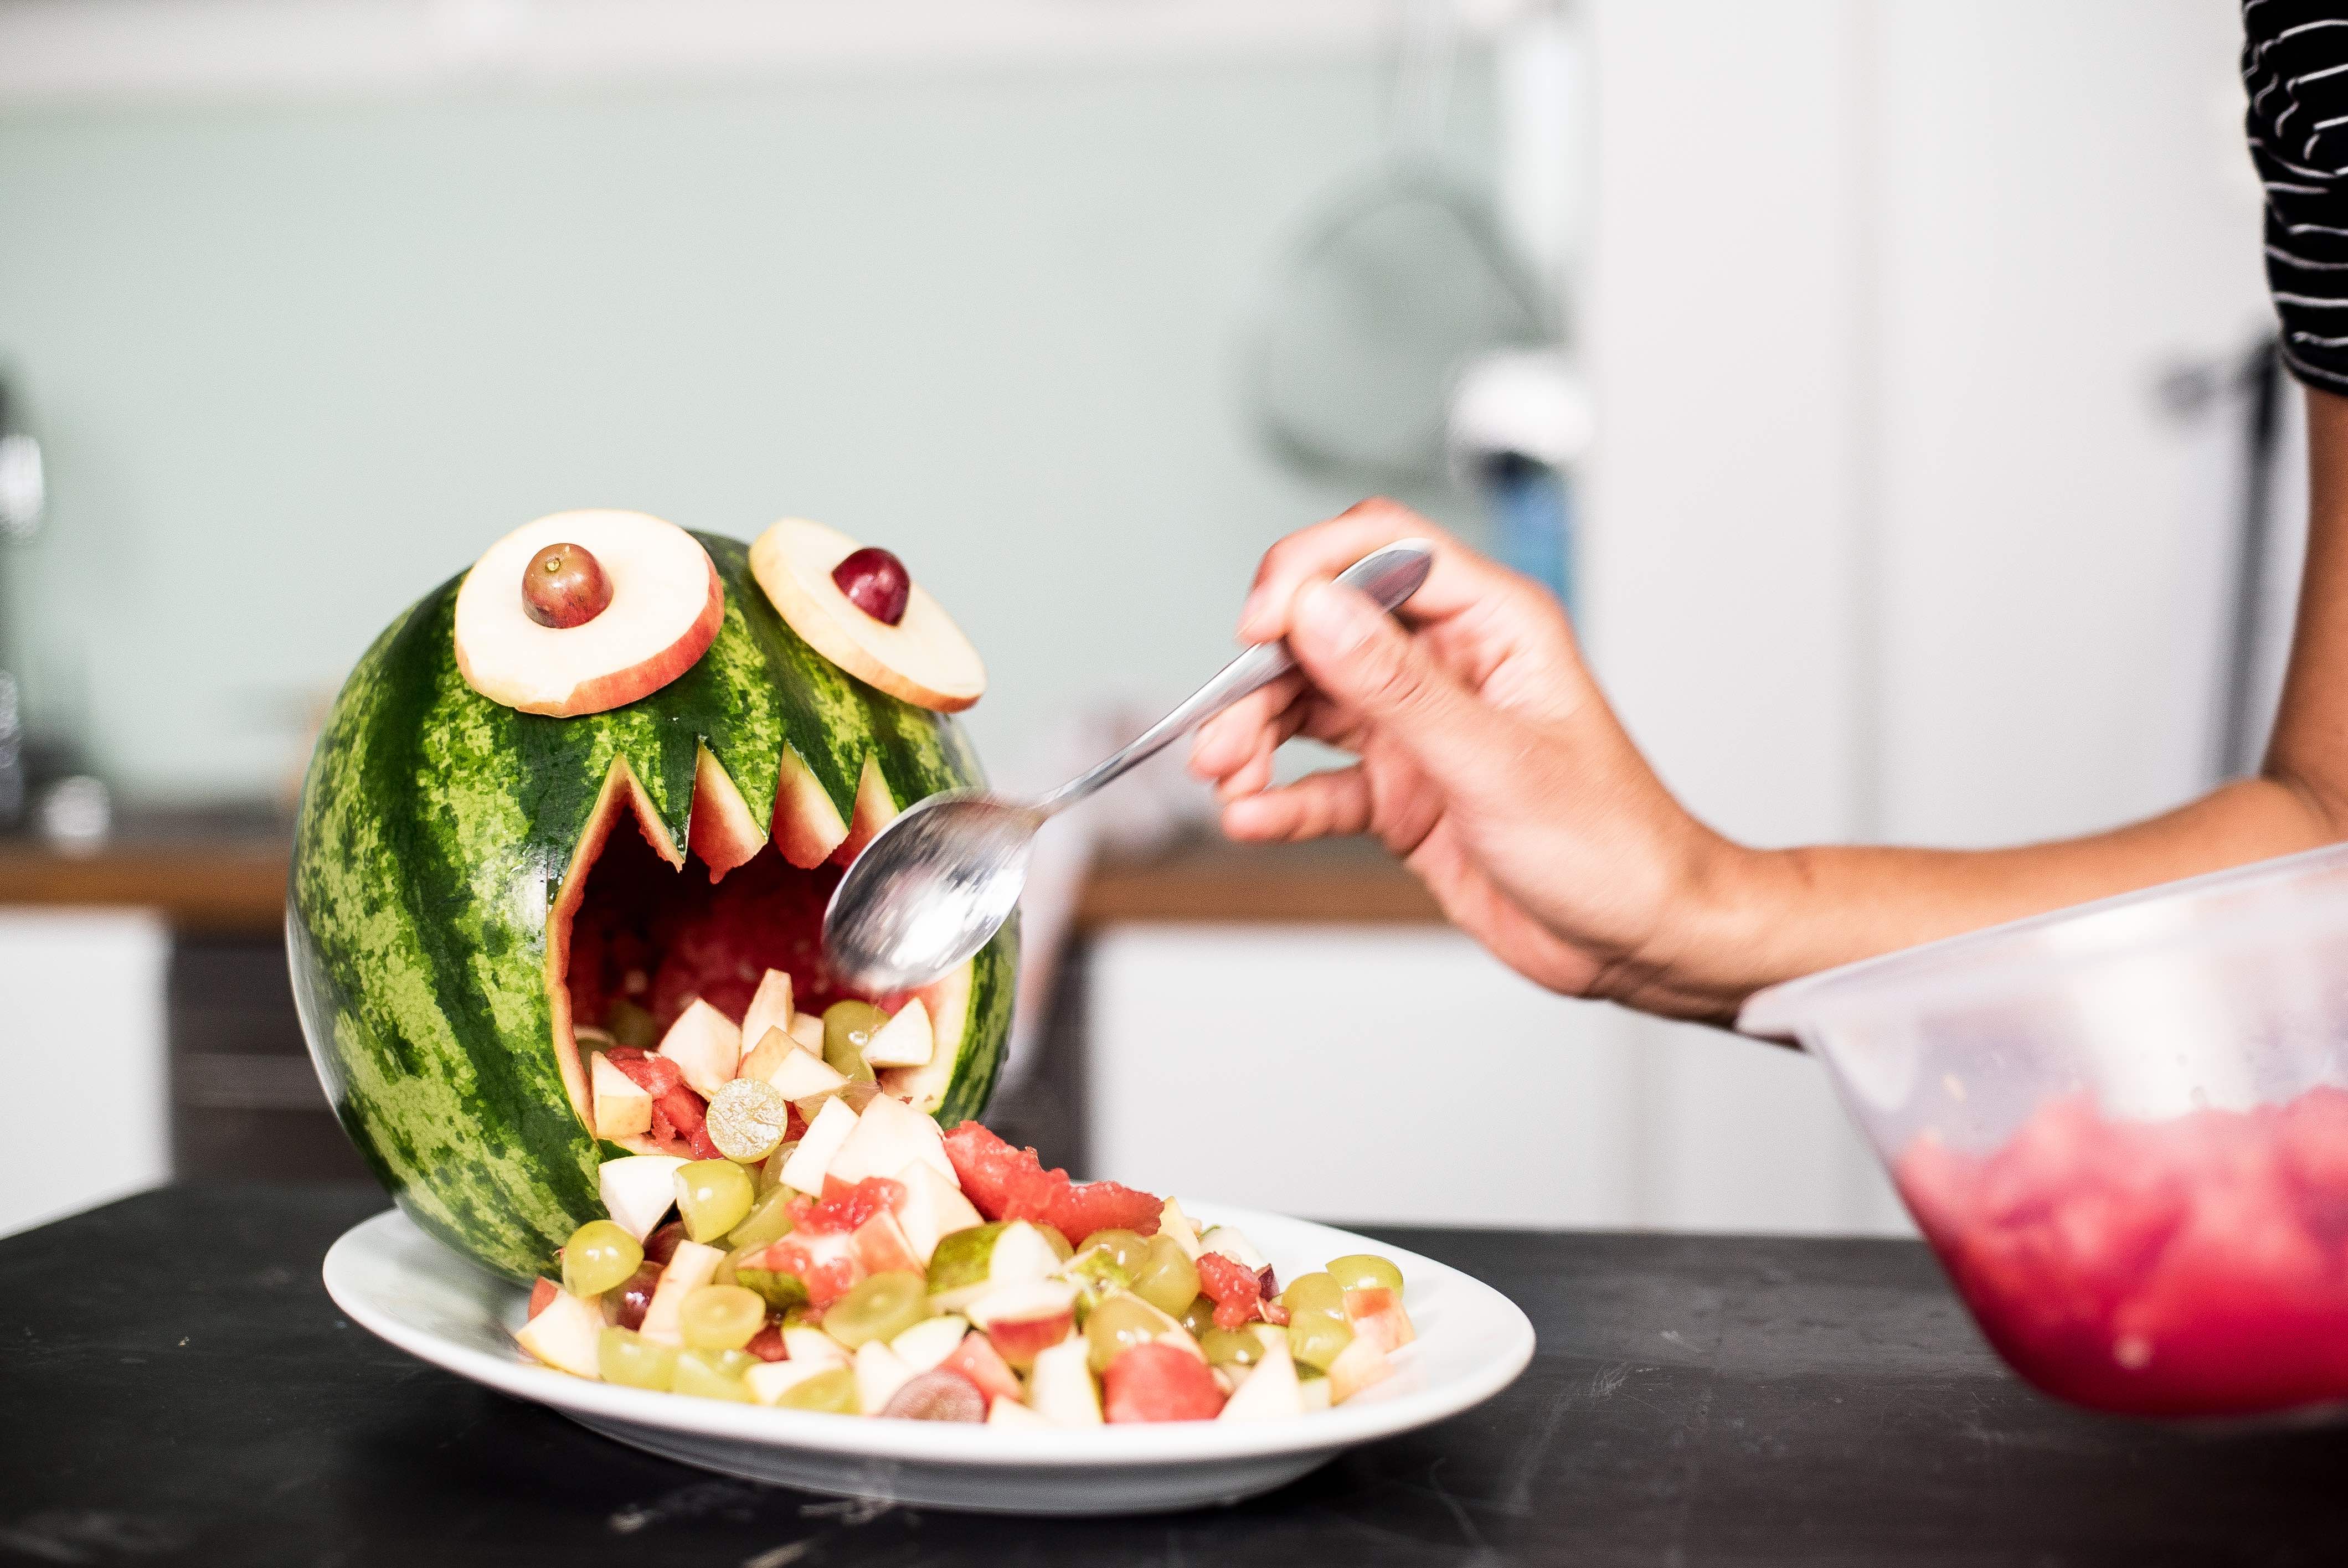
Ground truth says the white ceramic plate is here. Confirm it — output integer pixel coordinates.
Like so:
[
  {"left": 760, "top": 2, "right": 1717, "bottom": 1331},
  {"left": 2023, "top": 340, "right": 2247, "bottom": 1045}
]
[{"left": 322, "top": 1203, "right": 1534, "bottom": 1515}]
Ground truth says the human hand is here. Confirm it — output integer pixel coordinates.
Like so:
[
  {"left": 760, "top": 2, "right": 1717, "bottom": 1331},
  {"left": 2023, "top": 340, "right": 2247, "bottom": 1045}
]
[{"left": 1190, "top": 500, "right": 1739, "bottom": 1018}]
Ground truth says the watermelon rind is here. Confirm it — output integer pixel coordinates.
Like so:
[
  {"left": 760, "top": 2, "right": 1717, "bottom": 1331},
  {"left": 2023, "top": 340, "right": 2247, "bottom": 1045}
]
[{"left": 288, "top": 533, "right": 1016, "bottom": 1283}]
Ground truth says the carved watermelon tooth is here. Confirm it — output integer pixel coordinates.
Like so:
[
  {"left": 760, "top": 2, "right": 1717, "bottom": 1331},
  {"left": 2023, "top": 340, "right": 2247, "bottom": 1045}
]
[
  {"left": 834, "top": 755, "right": 900, "bottom": 865},
  {"left": 773, "top": 746, "right": 850, "bottom": 869},
  {"left": 686, "top": 745, "right": 765, "bottom": 884}
]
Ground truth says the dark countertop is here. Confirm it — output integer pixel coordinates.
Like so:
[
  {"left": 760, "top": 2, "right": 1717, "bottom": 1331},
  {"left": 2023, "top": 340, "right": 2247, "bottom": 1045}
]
[{"left": 7, "top": 1185, "right": 2347, "bottom": 1567}]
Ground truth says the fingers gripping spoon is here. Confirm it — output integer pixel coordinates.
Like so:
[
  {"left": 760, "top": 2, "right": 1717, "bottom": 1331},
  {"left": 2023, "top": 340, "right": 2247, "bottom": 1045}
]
[{"left": 823, "top": 540, "right": 1435, "bottom": 992}]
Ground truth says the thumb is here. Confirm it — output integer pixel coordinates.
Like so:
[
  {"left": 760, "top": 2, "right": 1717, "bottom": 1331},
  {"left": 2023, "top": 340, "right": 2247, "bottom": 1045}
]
[{"left": 1289, "top": 579, "right": 1490, "bottom": 771}]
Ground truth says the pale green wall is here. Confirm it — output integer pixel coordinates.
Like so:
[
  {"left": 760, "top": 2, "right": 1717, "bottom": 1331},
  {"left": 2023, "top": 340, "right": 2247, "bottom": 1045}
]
[{"left": 0, "top": 61, "right": 1489, "bottom": 802}]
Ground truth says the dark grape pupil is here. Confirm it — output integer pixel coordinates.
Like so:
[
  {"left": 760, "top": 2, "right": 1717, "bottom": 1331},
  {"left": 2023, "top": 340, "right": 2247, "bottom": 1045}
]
[
  {"left": 522, "top": 541, "right": 613, "bottom": 628},
  {"left": 831, "top": 546, "right": 910, "bottom": 627}
]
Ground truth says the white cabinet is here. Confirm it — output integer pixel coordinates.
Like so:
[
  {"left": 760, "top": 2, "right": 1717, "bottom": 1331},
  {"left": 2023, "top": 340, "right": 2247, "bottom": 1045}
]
[
  {"left": 0, "top": 910, "right": 169, "bottom": 1237},
  {"left": 1085, "top": 925, "right": 1907, "bottom": 1234}
]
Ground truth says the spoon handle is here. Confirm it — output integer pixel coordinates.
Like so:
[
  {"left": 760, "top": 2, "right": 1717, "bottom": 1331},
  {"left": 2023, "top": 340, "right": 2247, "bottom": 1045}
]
[{"left": 1034, "top": 539, "right": 1435, "bottom": 814}]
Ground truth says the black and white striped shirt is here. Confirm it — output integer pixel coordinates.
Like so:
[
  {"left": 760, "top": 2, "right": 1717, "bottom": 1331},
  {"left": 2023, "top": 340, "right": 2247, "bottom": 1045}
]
[{"left": 2250, "top": 2, "right": 2348, "bottom": 391}]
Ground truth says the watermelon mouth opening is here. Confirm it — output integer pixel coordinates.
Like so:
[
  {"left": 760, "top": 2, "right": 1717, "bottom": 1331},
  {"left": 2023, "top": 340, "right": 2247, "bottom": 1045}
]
[{"left": 544, "top": 756, "right": 969, "bottom": 1149}]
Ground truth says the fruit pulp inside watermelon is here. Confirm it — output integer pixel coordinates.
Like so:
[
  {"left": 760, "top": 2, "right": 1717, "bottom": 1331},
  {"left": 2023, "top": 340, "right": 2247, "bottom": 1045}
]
[
  {"left": 564, "top": 814, "right": 869, "bottom": 1041},
  {"left": 549, "top": 779, "right": 947, "bottom": 1151},
  {"left": 1896, "top": 1086, "right": 2348, "bottom": 1419}
]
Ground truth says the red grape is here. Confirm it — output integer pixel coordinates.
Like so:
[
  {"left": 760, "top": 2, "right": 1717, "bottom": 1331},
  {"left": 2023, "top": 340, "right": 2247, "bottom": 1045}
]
[
  {"left": 878, "top": 1368, "right": 987, "bottom": 1422},
  {"left": 831, "top": 546, "right": 910, "bottom": 626},
  {"left": 522, "top": 541, "right": 612, "bottom": 628}
]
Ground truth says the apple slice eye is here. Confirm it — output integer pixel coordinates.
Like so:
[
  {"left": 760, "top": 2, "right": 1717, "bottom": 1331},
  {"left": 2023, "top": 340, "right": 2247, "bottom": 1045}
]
[
  {"left": 524, "top": 542, "right": 614, "bottom": 629},
  {"left": 830, "top": 546, "right": 910, "bottom": 627}
]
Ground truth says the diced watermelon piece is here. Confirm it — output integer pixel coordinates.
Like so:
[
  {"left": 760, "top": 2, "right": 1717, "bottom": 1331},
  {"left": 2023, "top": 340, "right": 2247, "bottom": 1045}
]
[
  {"left": 1103, "top": 1342, "right": 1225, "bottom": 1422},
  {"left": 746, "top": 1323, "right": 787, "bottom": 1363},
  {"left": 2277, "top": 1085, "right": 2348, "bottom": 1244},
  {"left": 604, "top": 1047, "right": 682, "bottom": 1097},
  {"left": 527, "top": 1277, "right": 559, "bottom": 1319},
  {"left": 650, "top": 1084, "right": 715, "bottom": 1156},
  {"left": 943, "top": 1331, "right": 1023, "bottom": 1406},
  {"left": 1194, "top": 1250, "right": 1265, "bottom": 1330},
  {"left": 607, "top": 1045, "right": 720, "bottom": 1156},
  {"left": 851, "top": 1210, "right": 925, "bottom": 1277},
  {"left": 750, "top": 1228, "right": 865, "bottom": 1309},
  {"left": 800, "top": 1177, "right": 907, "bottom": 1236},
  {"left": 1896, "top": 1089, "right": 2348, "bottom": 1417},
  {"left": 942, "top": 1122, "right": 1162, "bottom": 1244},
  {"left": 944, "top": 1123, "right": 1060, "bottom": 1218},
  {"left": 1048, "top": 1182, "right": 1165, "bottom": 1244}
]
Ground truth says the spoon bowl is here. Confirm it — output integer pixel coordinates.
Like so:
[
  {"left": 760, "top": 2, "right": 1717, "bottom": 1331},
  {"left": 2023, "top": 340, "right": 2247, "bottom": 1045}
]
[
  {"left": 823, "top": 792, "right": 1044, "bottom": 993},
  {"left": 822, "top": 540, "right": 1434, "bottom": 991}
]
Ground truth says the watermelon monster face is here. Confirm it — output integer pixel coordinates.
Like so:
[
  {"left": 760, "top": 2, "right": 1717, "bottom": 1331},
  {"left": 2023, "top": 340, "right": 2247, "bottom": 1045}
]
[{"left": 288, "top": 525, "right": 1016, "bottom": 1283}]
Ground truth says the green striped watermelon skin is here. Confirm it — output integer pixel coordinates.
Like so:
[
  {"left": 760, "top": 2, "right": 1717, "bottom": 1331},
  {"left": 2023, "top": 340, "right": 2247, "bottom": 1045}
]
[{"left": 288, "top": 532, "right": 1016, "bottom": 1283}]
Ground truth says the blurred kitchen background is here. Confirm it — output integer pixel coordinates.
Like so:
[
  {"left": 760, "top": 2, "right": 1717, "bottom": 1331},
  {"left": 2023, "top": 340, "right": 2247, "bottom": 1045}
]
[{"left": 0, "top": 0, "right": 2286, "bottom": 1240}]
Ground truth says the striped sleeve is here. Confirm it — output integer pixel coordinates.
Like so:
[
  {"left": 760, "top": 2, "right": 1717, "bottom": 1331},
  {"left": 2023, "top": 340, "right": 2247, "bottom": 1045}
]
[{"left": 2248, "top": 2, "right": 2348, "bottom": 392}]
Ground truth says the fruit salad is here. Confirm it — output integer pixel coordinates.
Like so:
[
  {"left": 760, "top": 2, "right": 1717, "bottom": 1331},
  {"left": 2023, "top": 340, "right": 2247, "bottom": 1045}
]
[
  {"left": 514, "top": 981, "right": 1417, "bottom": 1425},
  {"left": 1897, "top": 1085, "right": 2348, "bottom": 1419}
]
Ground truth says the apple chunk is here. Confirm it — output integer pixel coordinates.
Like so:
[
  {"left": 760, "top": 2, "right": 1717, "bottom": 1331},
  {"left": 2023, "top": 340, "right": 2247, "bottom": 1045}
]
[
  {"left": 637, "top": 1239, "right": 724, "bottom": 1347},
  {"left": 825, "top": 1091, "right": 952, "bottom": 1186},
  {"left": 599, "top": 1154, "right": 687, "bottom": 1240},
  {"left": 1218, "top": 1338, "right": 1303, "bottom": 1421},
  {"left": 515, "top": 1288, "right": 604, "bottom": 1379},
  {"left": 657, "top": 998, "right": 742, "bottom": 1098},
  {"left": 893, "top": 1160, "right": 984, "bottom": 1265},
  {"left": 455, "top": 509, "right": 724, "bottom": 718},
  {"left": 738, "top": 970, "right": 794, "bottom": 1060},
  {"left": 779, "top": 1096, "right": 860, "bottom": 1194},
  {"left": 591, "top": 1054, "right": 652, "bottom": 1139},
  {"left": 861, "top": 999, "right": 934, "bottom": 1069},
  {"left": 1026, "top": 1335, "right": 1103, "bottom": 1426},
  {"left": 749, "top": 519, "right": 985, "bottom": 711},
  {"left": 967, "top": 1279, "right": 1079, "bottom": 1371}
]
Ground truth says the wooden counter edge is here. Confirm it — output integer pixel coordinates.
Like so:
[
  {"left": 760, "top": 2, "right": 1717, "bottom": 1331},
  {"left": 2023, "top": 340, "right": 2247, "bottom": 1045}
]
[{"left": 0, "top": 838, "right": 1444, "bottom": 935}]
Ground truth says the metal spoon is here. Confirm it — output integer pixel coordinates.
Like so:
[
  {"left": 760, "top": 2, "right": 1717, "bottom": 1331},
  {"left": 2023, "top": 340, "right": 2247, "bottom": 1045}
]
[{"left": 823, "top": 539, "right": 1435, "bottom": 991}]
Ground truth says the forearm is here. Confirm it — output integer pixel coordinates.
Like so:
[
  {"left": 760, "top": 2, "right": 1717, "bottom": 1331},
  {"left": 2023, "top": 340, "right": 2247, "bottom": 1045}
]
[{"left": 1633, "top": 776, "right": 2342, "bottom": 1024}]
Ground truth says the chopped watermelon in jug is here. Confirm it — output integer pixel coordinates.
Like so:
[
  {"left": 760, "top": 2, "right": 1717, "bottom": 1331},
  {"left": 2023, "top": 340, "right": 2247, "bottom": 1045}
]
[{"left": 1896, "top": 1086, "right": 2348, "bottom": 1418}]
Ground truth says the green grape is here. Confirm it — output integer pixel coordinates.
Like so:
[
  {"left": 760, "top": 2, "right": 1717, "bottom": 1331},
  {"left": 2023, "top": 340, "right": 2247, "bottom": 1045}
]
[
  {"left": 778, "top": 1365, "right": 858, "bottom": 1414},
  {"left": 1132, "top": 1235, "right": 1200, "bottom": 1318},
  {"left": 1036, "top": 1225, "right": 1074, "bottom": 1263},
  {"left": 605, "top": 999, "right": 658, "bottom": 1050},
  {"left": 562, "top": 1220, "right": 642, "bottom": 1298},
  {"left": 1083, "top": 1294, "right": 1168, "bottom": 1375},
  {"left": 1286, "top": 1309, "right": 1353, "bottom": 1372},
  {"left": 597, "top": 1327, "right": 677, "bottom": 1391},
  {"left": 1062, "top": 1249, "right": 1131, "bottom": 1316},
  {"left": 1199, "top": 1327, "right": 1265, "bottom": 1368},
  {"left": 822, "top": 1001, "right": 888, "bottom": 1080},
  {"left": 1179, "top": 1294, "right": 1217, "bottom": 1338},
  {"left": 706, "top": 1078, "right": 791, "bottom": 1162},
  {"left": 679, "top": 1285, "right": 767, "bottom": 1351},
  {"left": 823, "top": 1272, "right": 928, "bottom": 1348},
  {"left": 1326, "top": 1254, "right": 1405, "bottom": 1294},
  {"left": 1083, "top": 1229, "right": 1150, "bottom": 1273},
  {"left": 1277, "top": 1271, "right": 1343, "bottom": 1319},
  {"left": 728, "top": 1184, "right": 798, "bottom": 1251},
  {"left": 675, "top": 1159, "right": 754, "bottom": 1244},
  {"left": 672, "top": 1347, "right": 754, "bottom": 1402},
  {"left": 759, "top": 1143, "right": 800, "bottom": 1193}
]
